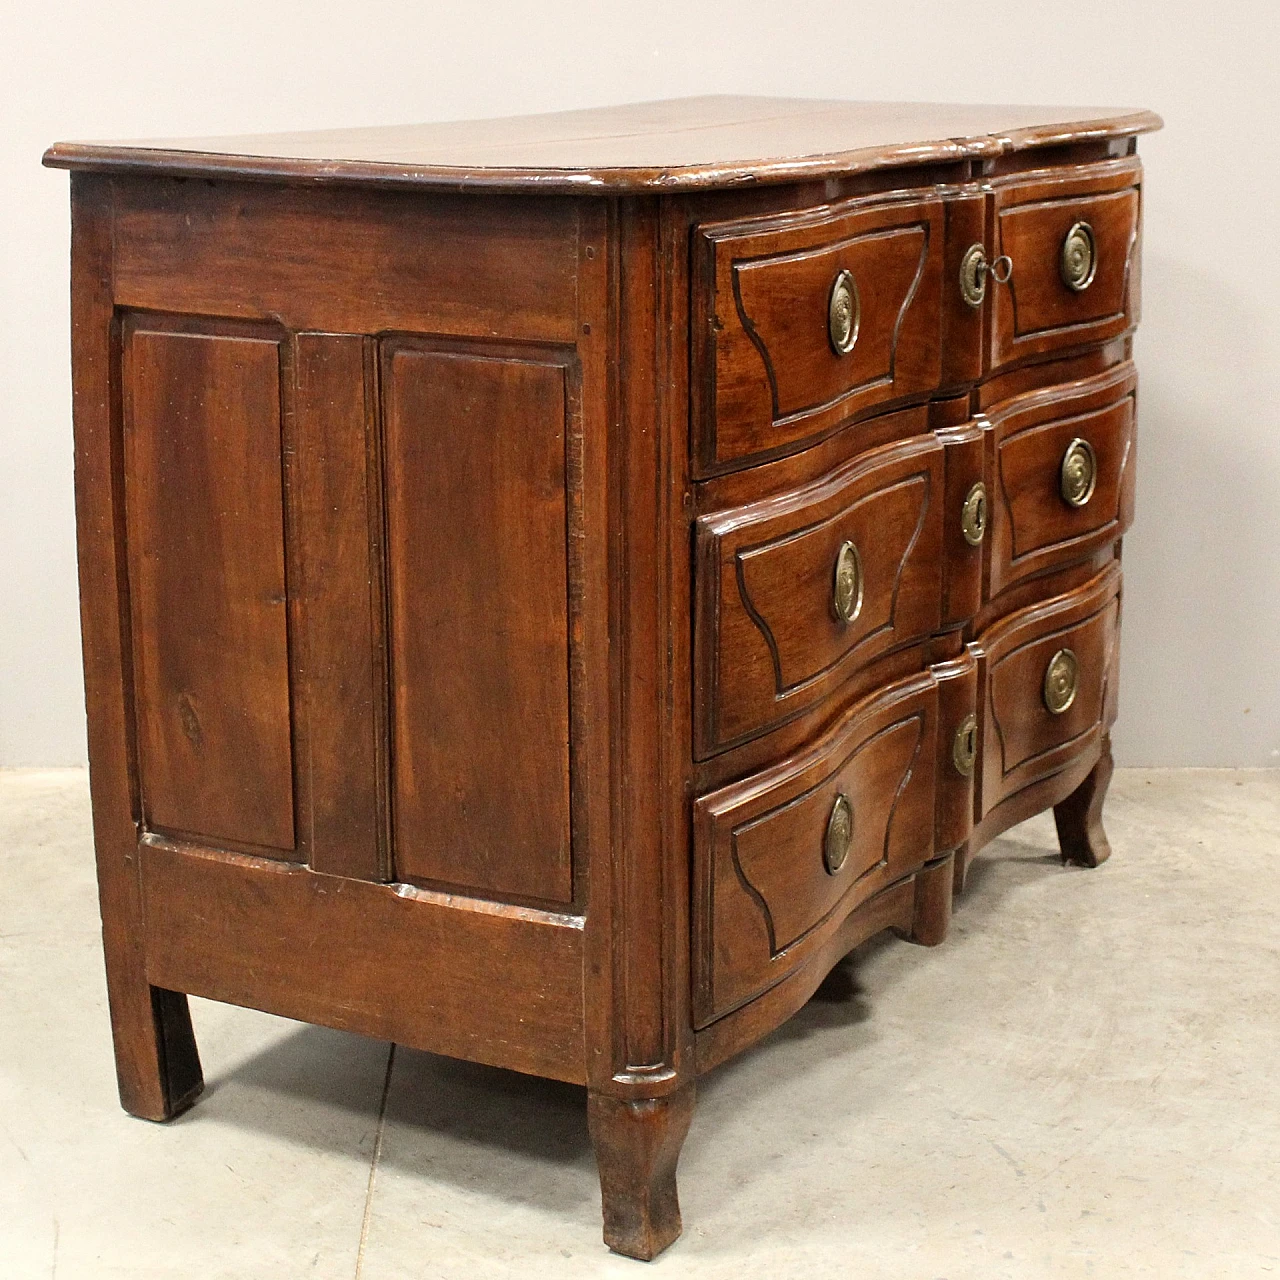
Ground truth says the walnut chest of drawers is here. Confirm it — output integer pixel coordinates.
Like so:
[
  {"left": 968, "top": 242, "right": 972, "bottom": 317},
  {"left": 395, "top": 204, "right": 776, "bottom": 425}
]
[{"left": 45, "top": 96, "right": 1161, "bottom": 1260}]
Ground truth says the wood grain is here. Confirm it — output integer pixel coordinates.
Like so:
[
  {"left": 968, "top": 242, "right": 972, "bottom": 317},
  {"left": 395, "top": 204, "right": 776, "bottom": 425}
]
[
  {"left": 122, "top": 320, "right": 296, "bottom": 853},
  {"left": 694, "top": 192, "right": 944, "bottom": 471},
  {"left": 44, "top": 96, "right": 1162, "bottom": 194},
  {"left": 140, "top": 837, "right": 587, "bottom": 1083},
  {"left": 382, "top": 343, "right": 574, "bottom": 904}
]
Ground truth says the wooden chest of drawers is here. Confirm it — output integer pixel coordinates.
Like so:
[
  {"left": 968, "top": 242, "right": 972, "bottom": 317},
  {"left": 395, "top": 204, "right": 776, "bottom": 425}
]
[{"left": 45, "top": 96, "right": 1160, "bottom": 1260}]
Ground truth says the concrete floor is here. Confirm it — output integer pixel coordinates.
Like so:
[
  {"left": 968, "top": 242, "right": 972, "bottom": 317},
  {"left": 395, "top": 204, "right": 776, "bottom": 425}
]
[{"left": 1, "top": 768, "right": 1277, "bottom": 1279}]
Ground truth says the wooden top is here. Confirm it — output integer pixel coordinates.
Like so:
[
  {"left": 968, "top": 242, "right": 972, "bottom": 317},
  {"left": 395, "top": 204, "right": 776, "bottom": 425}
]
[{"left": 44, "top": 96, "right": 1161, "bottom": 195}]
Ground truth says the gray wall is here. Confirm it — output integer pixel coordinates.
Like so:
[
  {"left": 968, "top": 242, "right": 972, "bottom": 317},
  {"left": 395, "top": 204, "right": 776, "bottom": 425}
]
[{"left": 3, "top": 0, "right": 1277, "bottom": 766}]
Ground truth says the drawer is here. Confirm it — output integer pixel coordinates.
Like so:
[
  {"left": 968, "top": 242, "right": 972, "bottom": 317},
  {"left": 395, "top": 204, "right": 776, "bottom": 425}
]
[
  {"left": 692, "top": 192, "right": 945, "bottom": 474},
  {"left": 988, "top": 159, "right": 1142, "bottom": 372},
  {"left": 986, "top": 363, "right": 1137, "bottom": 597},
  {"left": 694, "top": 434, "right": 945, "bottom": 756},
  {"left": 974, "top": 564, "right": 1121, "bottom": 815},
  {"left": 693, "top": 671, "right": 944, "bottom": 1026}
]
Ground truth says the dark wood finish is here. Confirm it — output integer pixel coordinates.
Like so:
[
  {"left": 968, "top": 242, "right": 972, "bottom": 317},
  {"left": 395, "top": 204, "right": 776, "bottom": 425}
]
[
  {"left": 49, "top": 98, "right": 1155, "bottom": 1259},
  {"left": 588, "top": 1083, "right": 695, "bottom": 1261},
  {"left": 693, "top": 193, "right": 945, "bottom": 471},
  {"left": 974, "top": 564, "right": 1122, "bottom": 815},
  {"left": 985, "top": 361, "right": 1137, "bottom": 597},
  {"left": 44, "top": 97, "right": 1161, "bottom": 193},
  {"left": 989, "top": 159, "right": 1142, "bottom": 372},
  {"left": 381, "top": 342, "right": 574, "bottom": 903},
  {"left": 292, "top": 334, "right": 387, "bottom": 880},
  {"left": 122, "top": 319, "right": 296, "bottom": 853},
  {"left": 693, "top": 671, "right": 938, "bottom": 1025},
  {"left": 1055, "top": 735, "right": 1115, "bottom": 867},
  {"left": 67, "top": 175, "right": 206, "bottom": 1122},
  {"left": 107, "top": 180, "right": 582, "bottom": 343},
  {"left": 695, "top": 434, "right": 945, "bottom": 753},
  {"left": 140, "top": 836, "right": 587, "bottom": 1083},
  {"left": 905, "top": 852, "right": 954, "bottom": 947}
]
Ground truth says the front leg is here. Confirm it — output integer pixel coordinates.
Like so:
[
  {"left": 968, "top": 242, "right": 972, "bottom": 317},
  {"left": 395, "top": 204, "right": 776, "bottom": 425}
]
[
  {"left": 1054, "top": 738, "right": 1114, "bottom": 867},
  {"left": 587, "top": 1082, "right": 695, "bottom": 1260}
]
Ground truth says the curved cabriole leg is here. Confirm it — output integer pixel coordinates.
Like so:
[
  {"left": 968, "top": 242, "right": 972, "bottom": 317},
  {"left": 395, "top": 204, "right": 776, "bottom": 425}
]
[
  {"left": 588, "top": 1082, "right": 695, "bottom": 1260},
  {"left": 1054, "top": 738, "right": 1115, "bottom": 867}
]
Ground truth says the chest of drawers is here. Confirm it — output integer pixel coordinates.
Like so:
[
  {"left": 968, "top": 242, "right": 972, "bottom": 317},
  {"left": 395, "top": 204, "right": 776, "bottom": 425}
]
[{"left": 45, "top": 96, "right": 1160, "bottom": 1260}]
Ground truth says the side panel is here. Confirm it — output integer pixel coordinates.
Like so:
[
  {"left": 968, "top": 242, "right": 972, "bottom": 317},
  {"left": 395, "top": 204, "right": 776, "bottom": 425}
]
[
  {"left": 382, "top": 342, "right": 574, "bottom": 904},
  {"left": 122, "top": 319, "right": 296, "bottom": 853}
]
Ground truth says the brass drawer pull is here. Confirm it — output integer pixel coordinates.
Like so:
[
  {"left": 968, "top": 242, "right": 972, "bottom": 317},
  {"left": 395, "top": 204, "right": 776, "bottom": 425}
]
[
  {"left": 961, "top": 481, "right": 988, "bottom": 546},
  {"left": 824, "top": 793, "right": 854, "bottom": 874},
  {"left": 959, "top": 245, "right": 1013, "bottom": 308},
  {"left": 1043, "top": 648, "right": 1079, "bottom": 715},
  {"left": 960, "top": 244, "right": 988, "bottom": 307},
  {"left": 1060, "top": 220, "right": 1097, "bottom": 292},
  {"left": 828, "top": 269, "right": 860, "bottom": 355},
  {"left": 1060, "top": 437, "right": 1097, "bottom": 508},
  {"left": 952, "top": 713, "right": 978, "bottom": 777},
  {"left": 832, "top": 539, "right": 864, "bottom": 623}
]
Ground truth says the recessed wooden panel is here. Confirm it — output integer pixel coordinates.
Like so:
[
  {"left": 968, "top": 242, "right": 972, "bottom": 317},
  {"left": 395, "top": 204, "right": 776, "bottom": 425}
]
[
  {"left": 383, "top": 343, "right": 573, "bottom": 904},
  {"left": 693, "top": 673, "right": 938, "bottom": 1026},
  {"left": 695, "top": 434, "right": 944, "bottom": 756},
  {"left": 694, "top": 193, "right": 945, "bottom": 472},
  {"left": 990, "top": 159, "right": 1141, "bottom": 371},
  {"left": 122, "top": 322, "right": 295, "bottom": 852},
  {"left": 987, "top": 363, "right": 1137, "bottom": 597}
]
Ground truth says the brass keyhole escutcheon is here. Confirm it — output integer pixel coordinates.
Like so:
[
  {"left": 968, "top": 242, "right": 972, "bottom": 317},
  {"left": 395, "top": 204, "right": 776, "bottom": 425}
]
[
  {"left": 1060, "top": 437, "right": 1097, "bottom": 508},
  {"left": 832, "top": 540, "right": 864, "bottom": 624},
  {"left": 960, "top": 243, "right": 988, "bottom": 308},
  {"left": 961, "top": 481, "right": 988, "bottom": 546},
  {"left": 952, "top": 713, "right": 978, "bottom": 778},
  {"left": 1043, "top": 648, "right": 1079, "bottom": 715},
  {"left": 1060, "top": 220, "right": 1097, "bottom": 292},
  {"left": 824, "top": 793, "right": 854, "bottom": 875},
  {"left": 828, "top": 269, "right": 860, "bottom": 355}
]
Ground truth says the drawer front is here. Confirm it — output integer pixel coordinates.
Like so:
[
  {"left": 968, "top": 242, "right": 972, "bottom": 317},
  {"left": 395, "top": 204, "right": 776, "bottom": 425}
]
[
  {"left": 693, "top": 193, "right": 945, "bottom": 473},
  {"left": 693, "top": 673, "right": 941, "bottom": 1026},
  {"left": 990, "top": 159, "right": 1141, "bottom": 372},
  {"left": 695, "top": 435, "right": 945, "bottom": 756},
  {"left": 987, "top": 364, "right": 1137, "bottom": 596},
  {"left": 975, "top": 565, "right": 1121, "bottom": 815}
]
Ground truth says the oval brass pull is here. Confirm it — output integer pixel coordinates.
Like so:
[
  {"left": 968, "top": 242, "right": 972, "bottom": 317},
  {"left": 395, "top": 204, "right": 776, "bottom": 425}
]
[
  {"left": 824, "top": 793, "right": 854, "bottom": 874},
  {"left": 961, "top": 481, "right": 988, "bottom": 546},
  {"left": 952, "top": 713, "right": 978, "bottom": 777},
  {"left": 1060, "top": 220, "right": 1097, "bottom": 292},
  {"left": 1043, "top": 648, "right": 1079, "bottom": 715},
  {"left": 832, "top": 540, "right": 864, "bottom": 624},
  {"left": 1060, "top": 437, "right": 1097, "bottom": 508},
  {"left": 828, "top": 269, "right": 860, "bottom": 355}
]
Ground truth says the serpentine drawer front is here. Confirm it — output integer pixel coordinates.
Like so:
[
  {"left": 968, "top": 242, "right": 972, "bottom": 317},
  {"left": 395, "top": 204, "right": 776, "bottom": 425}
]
[{"left": 46, "top": 97, "right": 1159, "bottom": 1262}]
